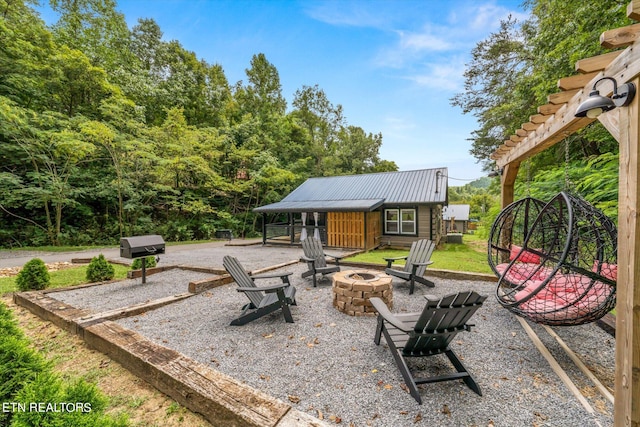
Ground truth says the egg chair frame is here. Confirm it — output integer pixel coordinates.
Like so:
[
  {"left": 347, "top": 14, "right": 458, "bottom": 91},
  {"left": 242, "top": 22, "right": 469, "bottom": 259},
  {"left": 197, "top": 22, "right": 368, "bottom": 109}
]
[{"left": 488, "top": 192, "right": 617, "bottom": 326}]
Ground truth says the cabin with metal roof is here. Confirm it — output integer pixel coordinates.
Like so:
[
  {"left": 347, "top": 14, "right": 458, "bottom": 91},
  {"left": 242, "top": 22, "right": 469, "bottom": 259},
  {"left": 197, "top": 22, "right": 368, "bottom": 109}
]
[
  {"left": 254, "top": 168, "right": 448, "bottom": 249},
  {"left": 443, "top": 204, "right": 471, "bottom": 234}
]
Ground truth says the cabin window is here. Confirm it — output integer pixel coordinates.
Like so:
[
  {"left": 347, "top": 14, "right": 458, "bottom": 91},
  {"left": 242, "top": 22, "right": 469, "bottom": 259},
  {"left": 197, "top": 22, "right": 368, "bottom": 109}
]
[{"left": 384, "top": 208, "right": 416, "bottom": 235}]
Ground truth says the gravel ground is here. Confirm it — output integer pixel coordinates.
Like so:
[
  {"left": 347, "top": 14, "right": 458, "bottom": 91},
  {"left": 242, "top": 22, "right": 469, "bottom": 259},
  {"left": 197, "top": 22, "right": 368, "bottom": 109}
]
[
  {"left": 83, "top": 263, "right": 617, "bottom": 427},
  {"left": 52, "top": 269, "right": 217, "bottom": 312}
]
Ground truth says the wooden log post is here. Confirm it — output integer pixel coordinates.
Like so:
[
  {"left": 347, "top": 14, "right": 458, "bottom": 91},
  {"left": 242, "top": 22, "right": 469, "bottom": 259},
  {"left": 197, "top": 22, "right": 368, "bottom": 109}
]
[
  {"left": 615, "top": 75, "right": 640, "bottom": 427},
  {"left": 500, "top": 162, "right": 520, "bottom": 208}
]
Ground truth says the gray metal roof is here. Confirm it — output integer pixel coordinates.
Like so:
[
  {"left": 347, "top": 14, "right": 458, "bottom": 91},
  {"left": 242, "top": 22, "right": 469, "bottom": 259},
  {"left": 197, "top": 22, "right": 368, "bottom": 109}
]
[
  {"left": 443, "top": 204, "right": 470, "bottom": 221},
  {"left": 254, "top": 168, "right": 447, "bottom": 213}
]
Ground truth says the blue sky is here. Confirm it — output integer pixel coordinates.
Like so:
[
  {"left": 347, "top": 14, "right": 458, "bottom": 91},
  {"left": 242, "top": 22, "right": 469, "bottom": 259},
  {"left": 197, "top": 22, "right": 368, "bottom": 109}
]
[{"left": 37, "top": 0, "right": 528, "bottom": 184}]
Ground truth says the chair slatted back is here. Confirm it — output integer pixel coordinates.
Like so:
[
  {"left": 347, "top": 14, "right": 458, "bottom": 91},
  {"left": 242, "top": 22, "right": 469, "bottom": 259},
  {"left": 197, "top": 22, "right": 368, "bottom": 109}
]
[
  {"left": 223, "top": 255, "right": 263, "bottom": 308},
  {"left": 404, "top": 291, "right": 487, "bottom": 356},
  {"left": 302, "top": 238, "right": 327, "bottom": 268},
  {"left": 404, "top": 239, "right": 435, "bottom": 276}
]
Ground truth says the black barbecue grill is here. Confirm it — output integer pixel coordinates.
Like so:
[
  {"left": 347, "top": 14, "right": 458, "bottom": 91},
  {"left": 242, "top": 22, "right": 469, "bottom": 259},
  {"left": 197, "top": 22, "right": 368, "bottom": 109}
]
[{"left": 120, "top": 235, "right": 165, "bottom": 283}]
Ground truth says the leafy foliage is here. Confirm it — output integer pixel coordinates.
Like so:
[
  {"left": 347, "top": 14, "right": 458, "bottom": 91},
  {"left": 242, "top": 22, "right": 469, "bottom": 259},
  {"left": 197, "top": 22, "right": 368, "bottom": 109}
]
[
  {"left": 452, "top": 0, "right": 628, "bottom": 227},
  {"left": 86, "top": 254, "right": 115, "bottom": 282},
  {"left": 0, "top": 301, "right": 128, "bottom": 427},
  {"left": 0, "top": 0, "right": 396, "bottom": 248},
  {"left": 15, "top": 258, "right": 50, "bottom": 291},
  {"left": 131, "top": 256, "right": 157, "bottom": 270}
]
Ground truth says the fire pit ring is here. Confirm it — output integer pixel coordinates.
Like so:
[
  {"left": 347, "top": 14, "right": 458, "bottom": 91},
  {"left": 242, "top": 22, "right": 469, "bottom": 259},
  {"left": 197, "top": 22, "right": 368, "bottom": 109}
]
[{"left": 332, "top": 269, "right": 393, "bottom": 316}]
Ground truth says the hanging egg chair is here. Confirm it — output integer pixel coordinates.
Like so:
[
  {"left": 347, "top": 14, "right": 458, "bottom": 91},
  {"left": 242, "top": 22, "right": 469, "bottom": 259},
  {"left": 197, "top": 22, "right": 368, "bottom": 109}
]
[{"left": 488, "top": 192, "right": 617, "bottom": 326}]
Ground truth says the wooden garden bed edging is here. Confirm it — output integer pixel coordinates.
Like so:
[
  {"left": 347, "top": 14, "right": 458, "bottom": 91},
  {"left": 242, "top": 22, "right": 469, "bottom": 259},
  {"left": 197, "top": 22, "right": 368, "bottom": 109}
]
[{"left": 12, "top": 289, "right": 330, "bottom": 427}]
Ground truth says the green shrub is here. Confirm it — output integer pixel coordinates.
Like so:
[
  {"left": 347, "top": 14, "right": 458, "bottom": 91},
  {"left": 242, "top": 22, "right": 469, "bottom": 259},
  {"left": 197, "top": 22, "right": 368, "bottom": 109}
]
[
  {"left": 86, "top": 254, "right": 115, "bottom": 282},
  {"left": 130, "top": 256, "right": 157, "bottom": 270},
  {"left": 15, "top": 258, "right": 50, "bottom": 291},
  {"left": 0, "top": 301, "right": 129, "bottom": 427}
]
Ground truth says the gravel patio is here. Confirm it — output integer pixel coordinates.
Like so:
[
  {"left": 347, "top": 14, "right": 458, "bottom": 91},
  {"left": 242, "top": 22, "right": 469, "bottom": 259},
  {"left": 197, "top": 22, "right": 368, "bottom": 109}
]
[{"left": 47, "top": 243, "right": 615, "bottom": 427}]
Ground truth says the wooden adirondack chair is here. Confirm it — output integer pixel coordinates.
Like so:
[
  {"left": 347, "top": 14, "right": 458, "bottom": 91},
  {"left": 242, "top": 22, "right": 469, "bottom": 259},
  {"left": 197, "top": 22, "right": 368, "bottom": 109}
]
[
  {"left": 384, "top": 239, "right": 436, "bottom": 294},
  {"left": 370, "top": 291, "right": 487, "bottom": 404},
  {"left": 222, "top": 255, "right": 297, "bottom": 326},
  {"left": 300, "top": 238, "right": 344, "bottom": 287}
]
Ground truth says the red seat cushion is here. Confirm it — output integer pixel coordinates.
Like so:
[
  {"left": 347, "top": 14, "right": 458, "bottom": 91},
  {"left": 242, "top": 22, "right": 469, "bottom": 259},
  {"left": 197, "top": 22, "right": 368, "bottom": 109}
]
[{"left": 510, "top": 244, "right": 542, "bottom": 264}]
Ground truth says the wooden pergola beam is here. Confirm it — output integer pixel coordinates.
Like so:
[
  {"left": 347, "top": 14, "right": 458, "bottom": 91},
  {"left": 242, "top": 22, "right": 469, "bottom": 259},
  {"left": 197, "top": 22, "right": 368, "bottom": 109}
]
[
  {"left": 557, "top": 71, "right": 600, "bottom": 90},
  {"left": 575, "top": 50, "right": 623, "bottom": 73},
  {"left": 522, "top": 122, "right": 541, "bottom": 131},
  {"left": 494, "top": 41, "right": 640, "bottom": 168},
  {"left": 538, "top": 103, "right": 563, "bottom": 115},
  {"left": 529, "top": 114, "right": 549, "bottom": 124},
  {"left": 516, "top": 128, "right": 528, "bottom": 137},
  {"left": 601, "top": 22, "right": 640, "bottom": 48},
  {"left": 629, "top": 0, "right": 640, "bottom": 20},
  {"left": 548, "top": 88, "right": 581, "bottom": 105}
]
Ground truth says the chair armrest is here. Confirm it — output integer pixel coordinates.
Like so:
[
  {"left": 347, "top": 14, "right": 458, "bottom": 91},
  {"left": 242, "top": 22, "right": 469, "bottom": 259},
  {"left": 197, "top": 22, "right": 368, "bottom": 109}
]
[
  {"left": 370, "top": 297, "right": 413, "bottom": 333},
  {"left": 300, "top": 256, "right": 316, "bottom": 263},
  {"left": 410, "top": 261, "right": 434, "bottom": 274},
  {"left": 250, "top": 272, "right": 294, "bottom": 280},
  {"left": 324, "top": 252, "right": 345, "bottom": 260},
  {"left": 236, "top": 283, "right": 290, "bottom": 293},
  {"left": 384, "top": 256, "right": 407, "bottom": 268},
  {"left": 383, "top": 256, "right": 408, "bottom": 262},
  {"left": 413, "top": 261, "right": 434, "bottom": 267}
]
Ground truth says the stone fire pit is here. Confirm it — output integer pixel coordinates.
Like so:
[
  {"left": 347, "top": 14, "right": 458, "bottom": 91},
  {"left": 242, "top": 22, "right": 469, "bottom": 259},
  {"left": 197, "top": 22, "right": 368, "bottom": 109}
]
[{"left": 332, "top": 269, "right": 393, "bottom": 316}]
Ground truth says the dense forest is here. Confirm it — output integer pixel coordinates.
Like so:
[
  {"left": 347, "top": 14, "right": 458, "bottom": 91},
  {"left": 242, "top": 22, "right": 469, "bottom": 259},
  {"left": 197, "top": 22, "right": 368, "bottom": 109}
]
[
  {"left": 0, "top": 0, "right": 397, "bottom": 247},
  {"left": 0, "top": 0, "right": 629, "bottom": 248}
]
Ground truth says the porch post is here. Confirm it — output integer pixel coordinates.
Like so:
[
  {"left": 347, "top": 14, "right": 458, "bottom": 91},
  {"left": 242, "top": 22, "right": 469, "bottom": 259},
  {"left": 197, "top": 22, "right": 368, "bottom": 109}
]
[
  {"left": 262, "top": 213, "right": 266, "bottom": 245},
  {"left": 289, "top": 213, "right": 294, "bottom": 244}
]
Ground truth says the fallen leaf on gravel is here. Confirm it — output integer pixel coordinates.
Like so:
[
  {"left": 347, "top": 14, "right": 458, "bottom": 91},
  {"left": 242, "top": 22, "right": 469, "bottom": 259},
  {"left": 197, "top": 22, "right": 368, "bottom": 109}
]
[
  {"left": 315, "top": 323, "right": 323, "bottom": 327},
  {"left": 263, "top": 333, "right": 274, "bottom": 339},
  {"left": 328, "top": 414, "right": 342, "bottom": 423},
  {"left": 307, "top": 343, "right": 314, "bottom": 348},
  {"left": 511, "top": 332, "right": 517, "bottom": 337},
  {"left": 329, "top": 322, "right": 337, "bottom": 327},
  {"left": 314, "top": 337, "right": 320, "bottom": 344},
  {"left": 400, "top": 384, "right": 409, "bottom": 393},
  {"left": 414, "top": 412, "right": 423, "bottom": 422},
  {"left": 399, "top": 411, "right": 408, "bottom": 415},
  {"left": 488, "top": 420, "right": 495, "bottom": 426},
  {"left": 259, "top": 374, "right": 270, "bottom": 381},
  {"left": 317, "top": 410, "right": 323, "bottom": 419},
  {"left": 288, "top": 395, "right": 300, "bottom": 404},
  {"left": 442, "top": 404, "right": 451, "bottom": 416},
  {"left": 288, "top": 335, "right": 295, "bottom": 339},
  {"left": 383, "top": 384, "right": 393, "bottom": 390},
  {"left": 371, "top": 369, "right": 378, "bottom": 373}
]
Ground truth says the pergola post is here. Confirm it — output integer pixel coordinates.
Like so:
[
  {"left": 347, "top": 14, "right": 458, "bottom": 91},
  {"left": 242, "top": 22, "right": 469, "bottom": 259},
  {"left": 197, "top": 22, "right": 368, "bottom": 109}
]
[
  {"left": 614, "top": 75, "right": 640, "bottom": 427},
  {"left": 500, "top": 162, "right": 520, "bottom": 208}
]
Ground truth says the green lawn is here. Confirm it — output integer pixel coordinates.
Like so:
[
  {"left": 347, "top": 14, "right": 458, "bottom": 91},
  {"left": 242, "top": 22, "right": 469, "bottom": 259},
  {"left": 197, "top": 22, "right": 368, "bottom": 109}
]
[
  {"left": 345, "top": 234, "right": 492, "bottom": 274},
  {"left": 0, "top": 264, "right": 130, "bottom": 295}
]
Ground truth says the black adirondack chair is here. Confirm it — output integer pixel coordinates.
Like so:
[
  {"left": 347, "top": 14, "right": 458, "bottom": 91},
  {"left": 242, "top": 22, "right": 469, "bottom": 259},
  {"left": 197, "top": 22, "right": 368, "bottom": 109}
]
[
  {"left": 300, "top": 238, "right": 344, "bottom": 287},
  {"left": 222, "top": 255, "right": 297, "bottom": 326},
  {"left": 384, "top": 239, "right": 436, "bottom": 294},
  {"left": 370, "top": 291, "right": 487, "bottom": 404}
]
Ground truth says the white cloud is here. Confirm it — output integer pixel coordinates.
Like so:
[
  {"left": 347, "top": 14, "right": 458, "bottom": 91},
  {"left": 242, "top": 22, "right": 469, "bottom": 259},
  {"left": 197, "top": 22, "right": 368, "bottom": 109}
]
[
  {"left": 406, "top": 56, "right": 467, "bottom": 92},
  {"left": 397, "top": 29, "right": 452, "bottom": 52}
]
